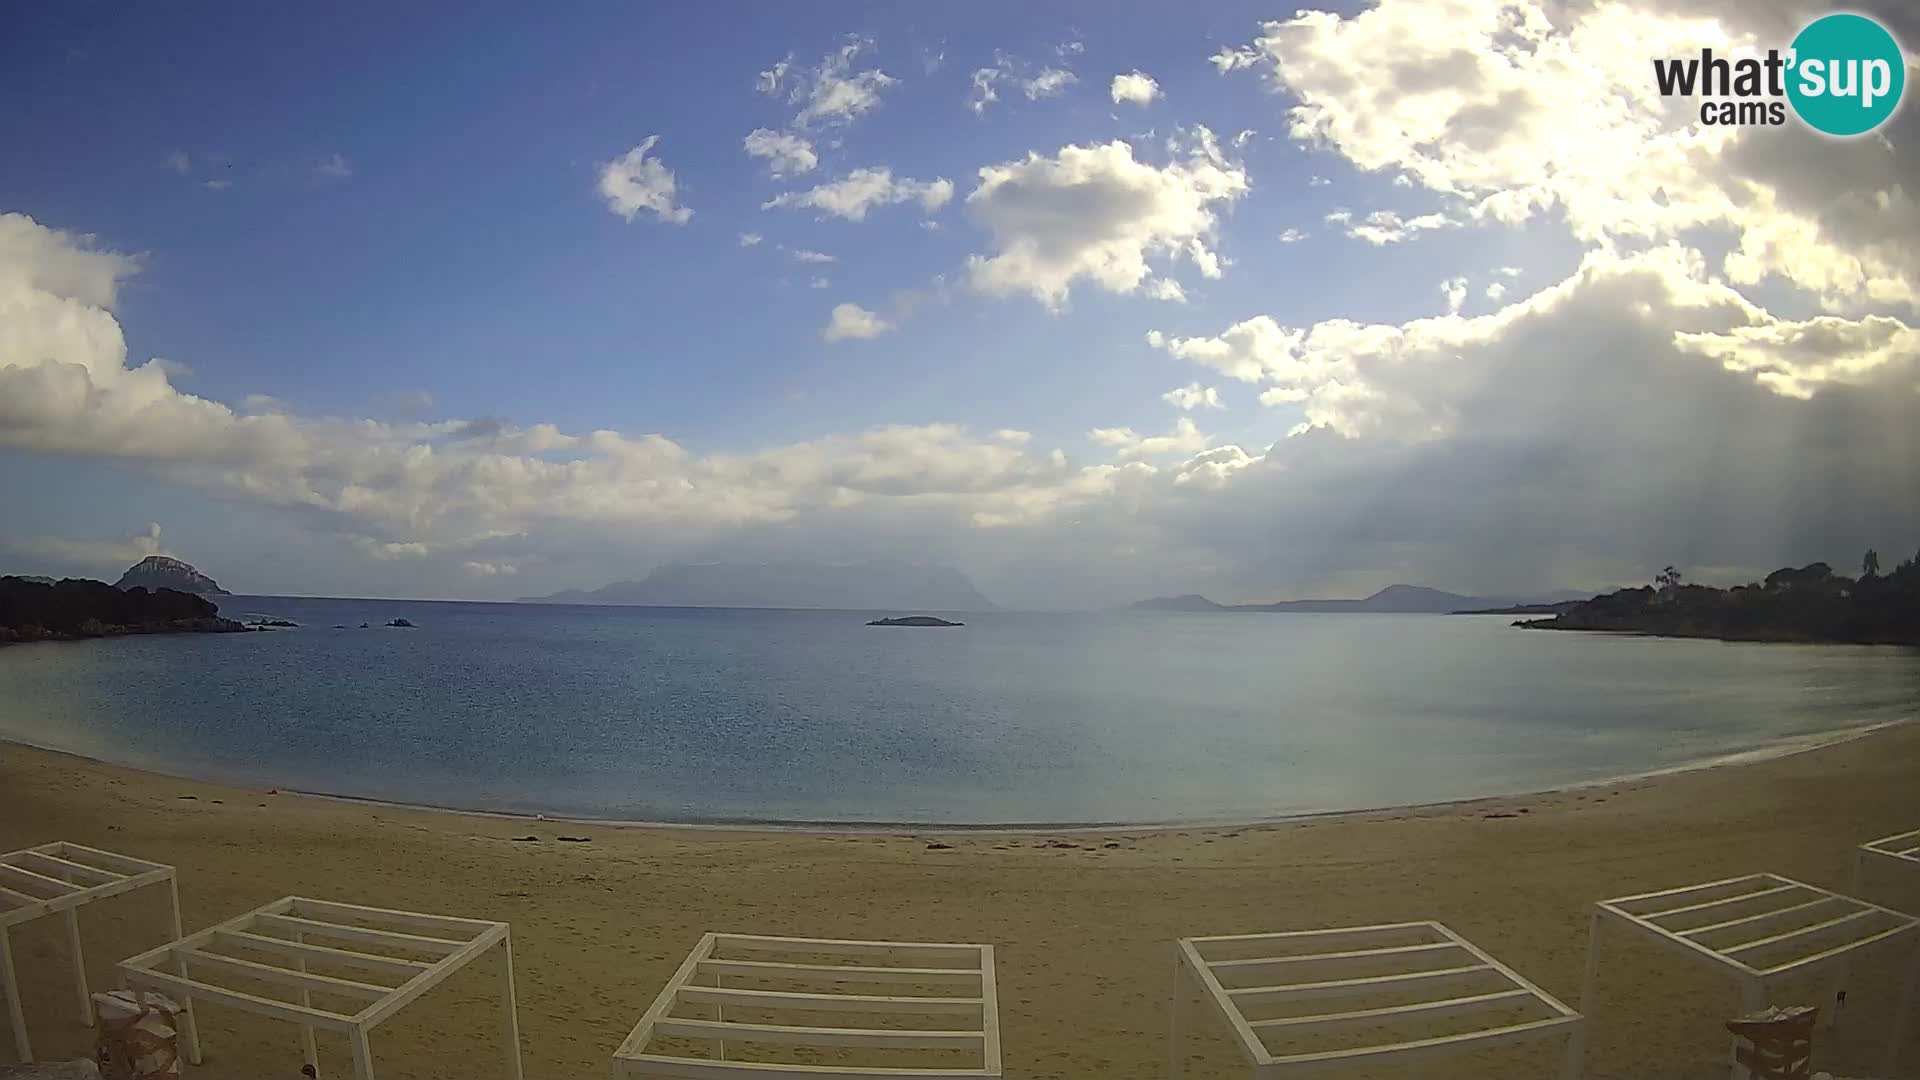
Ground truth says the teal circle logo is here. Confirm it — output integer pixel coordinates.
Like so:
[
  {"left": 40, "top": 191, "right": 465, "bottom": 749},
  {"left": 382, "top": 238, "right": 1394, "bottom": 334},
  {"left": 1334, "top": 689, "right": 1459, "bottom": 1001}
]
[{"left": 1786, "top": 14, "right": 1905, "bottom": 136}]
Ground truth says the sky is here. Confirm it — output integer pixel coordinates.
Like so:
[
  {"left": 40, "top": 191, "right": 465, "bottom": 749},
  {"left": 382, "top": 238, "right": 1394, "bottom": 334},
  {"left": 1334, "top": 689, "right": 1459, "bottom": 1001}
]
[{"left": 2, "top": 0, "right": 1917, "bottom": 608}]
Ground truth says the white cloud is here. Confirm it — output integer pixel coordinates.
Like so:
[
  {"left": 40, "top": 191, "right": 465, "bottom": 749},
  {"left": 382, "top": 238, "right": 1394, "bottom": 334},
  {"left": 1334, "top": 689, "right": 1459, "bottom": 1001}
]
[
  {"left": 760, "top": 36, "right": 897, "bottom": 130},
  {"left": 743, "top": 128, "right": 818, "bottom": 178},
  {"left": 1088, "top": 417, "right": 1212, "bottom": 460},
  {"left": 970, "top": 49, "right": 1081, "bottom": 114},
  {"left": 1161, "top": 383, "right": 1223, "bottom": 411},
  {"left": 0, "top": 523, "right": 167, "bottom": 576},
  {"left": 164, "top": 151, "right": 191, "bottom": 175},
  {"left": 823, "top": 302, "right": 891, "bottom": 341},
  {"left": 1339, "top": 209, "right": 1457, "bottom": 246},
  {"left": 1110, "top": 71, "right": 1161, "bottom": 106},
  {"left": 764, "top": 168, "right": 953, "bottom": 221},
  {"left": 964, "top": 129, "right": 1248, "bottom": 309},
  {"left": 1217, "top": 0, "right": 1920, "bottom": 307},
  {"left": 1278, "top": 228, "right": 1308, "bottom": 244},
  {"left": 203, "top": 180, "right": 232, "bottom": 192},
  {"left": 968, "top": 66, "right": 1005, "bottom": 115},
  {"left": 738, "top": 232, "right": 763, "bottom": 247},
  {"left": 1144, "top": 278, "right": 1187, "bottom": 303},
  {"left": 1486, "top": 282, "right": 1507, "bottom": 301},
  {"left": 462, "top": 560, "right": 518, "bottom": 576},
  {"left": 1441, "top": 276, "right": 1469, "bottom": 315},
  {"left": 597, "top": 136, "right": 692, "bottom": 224},
  {"left": 810, "top": 276, "right": 830, "bottom": 289},
  {"left": 316, "top": 153, "right": 352, "bottom": 179},
  {"left": 787, "top": 248, "right": 835, "bottom": 263},
  {"left": 1024, "top": 67, "right": 1077, "bottom": 100}
]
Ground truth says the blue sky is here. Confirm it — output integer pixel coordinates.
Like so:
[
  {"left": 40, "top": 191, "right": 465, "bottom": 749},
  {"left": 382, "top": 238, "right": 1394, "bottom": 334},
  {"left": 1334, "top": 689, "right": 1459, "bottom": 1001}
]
[{"left": 2, "top": 0, "right": 1915, "bottom": 605}]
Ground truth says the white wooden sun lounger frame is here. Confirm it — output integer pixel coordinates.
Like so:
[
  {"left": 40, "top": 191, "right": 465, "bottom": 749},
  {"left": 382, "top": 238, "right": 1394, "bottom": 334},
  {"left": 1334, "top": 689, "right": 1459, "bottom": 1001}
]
[
  {"left": 116, "top": 895, "right": 522, "bottom": 1080},
  {"left": 1168, "top": 920, "right": 1584, "bottom": 1079},
  {"left": 1856, "top": 827, "right": 1920, "bottom": 899},
  {"left": 0, "top": 841, "right": 184, "bottom": 1064},
  {"left": 1574, "top": 872, "right": 1920, "bottom": 1079},
  {"left": 611, "top": 933, "right": 1002, "bottom": 1080}
]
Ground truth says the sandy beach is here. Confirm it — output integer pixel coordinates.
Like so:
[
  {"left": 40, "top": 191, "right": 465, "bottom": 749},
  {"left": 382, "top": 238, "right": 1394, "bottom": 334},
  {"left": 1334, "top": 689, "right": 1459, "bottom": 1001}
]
[{"left": 3, "top": 727, "right": 1918, "bottom": 1080}]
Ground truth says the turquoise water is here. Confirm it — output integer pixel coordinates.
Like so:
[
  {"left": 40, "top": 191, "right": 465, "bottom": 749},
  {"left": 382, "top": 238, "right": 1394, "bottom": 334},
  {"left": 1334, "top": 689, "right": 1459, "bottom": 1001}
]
[{"left": 0, "top": 598, "right": 1915, "bottom": 825}]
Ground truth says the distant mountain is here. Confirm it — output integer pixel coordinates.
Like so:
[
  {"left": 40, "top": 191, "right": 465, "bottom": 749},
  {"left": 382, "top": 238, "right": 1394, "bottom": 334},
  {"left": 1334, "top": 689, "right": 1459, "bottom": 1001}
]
[
  {"left": 1131, "top": 594, "right": 1227, "bottom": 612},
  {"left": 114, "top": 556, "right": 229, "bottom": 595},
  {"left": 12, "top": 575, "right": 57, "bottom": 586},
  {"left": 522, "top": 560, "right": 998, "bottom": 611},
  {"left": 1131, "top": 585, "right": 1595, "bottom": 614}
]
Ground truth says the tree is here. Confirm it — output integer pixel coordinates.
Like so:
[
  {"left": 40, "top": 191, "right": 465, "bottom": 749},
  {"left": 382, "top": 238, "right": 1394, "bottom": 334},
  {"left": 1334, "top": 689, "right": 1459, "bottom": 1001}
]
[
  {"left": 1863, "top": 549, "right": 1881, "bottom": 578},
  {"left": 1655, "top": 565, "right": 1683, "bottom": 601}
]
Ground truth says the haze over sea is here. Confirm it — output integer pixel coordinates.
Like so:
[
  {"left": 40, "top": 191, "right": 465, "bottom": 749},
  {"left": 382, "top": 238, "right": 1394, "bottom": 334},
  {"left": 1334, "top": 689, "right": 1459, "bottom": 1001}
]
[{"left": 1, "top": 598, "right": 1915, "bottom": 826}]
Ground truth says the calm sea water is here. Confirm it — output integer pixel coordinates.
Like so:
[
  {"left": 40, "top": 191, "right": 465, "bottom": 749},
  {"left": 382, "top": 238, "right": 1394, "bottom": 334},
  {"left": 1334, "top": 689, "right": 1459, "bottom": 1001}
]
[{"left": 0, "top": 598, "right": 1915, "bottom": 825}]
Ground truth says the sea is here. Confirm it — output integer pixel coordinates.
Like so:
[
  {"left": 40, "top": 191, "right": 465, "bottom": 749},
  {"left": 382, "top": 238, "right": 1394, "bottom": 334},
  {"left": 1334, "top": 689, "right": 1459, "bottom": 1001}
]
[{"left": 0, "top": 597, "right": 1914, "bottom": 826}]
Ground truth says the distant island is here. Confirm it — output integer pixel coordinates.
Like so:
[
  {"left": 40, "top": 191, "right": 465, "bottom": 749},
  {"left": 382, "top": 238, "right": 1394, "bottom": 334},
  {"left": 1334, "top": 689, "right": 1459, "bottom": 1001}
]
[
  {"left": 0, "top": 575, "right": 248, "bottom": 643},
  {"left": 867, "top": 615, "right": 964, "bottom": 627},
  {"left": 1131, "top": 584, "right": 1592, "bottom": 614},
  {"left": 523, "top": 560, "right": 998, "bottom": 611},
  {"left": 1518, "top": 550, "right": 1920, "bottom": 645},
  {"left": 114, "top": 555, "right": 230, "bottom": 595}
]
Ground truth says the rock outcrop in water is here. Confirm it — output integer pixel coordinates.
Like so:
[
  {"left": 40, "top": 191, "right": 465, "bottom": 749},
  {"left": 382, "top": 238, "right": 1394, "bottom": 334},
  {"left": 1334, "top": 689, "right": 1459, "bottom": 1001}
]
[
  {"left": 0, "top": 576, "right": 249, "bottom": 643},
  {"left": 114, "top": 556, "right": 230, "bottom": 595},
  {"left": 867, "top": 615, "right": 964, "bottom": 627}
]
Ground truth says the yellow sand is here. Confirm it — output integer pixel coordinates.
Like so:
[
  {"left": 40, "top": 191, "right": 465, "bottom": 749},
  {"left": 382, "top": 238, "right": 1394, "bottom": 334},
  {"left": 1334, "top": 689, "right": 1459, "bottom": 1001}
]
[{"left": 2, "top": 727, "right": 1918, "bottom": 1079}]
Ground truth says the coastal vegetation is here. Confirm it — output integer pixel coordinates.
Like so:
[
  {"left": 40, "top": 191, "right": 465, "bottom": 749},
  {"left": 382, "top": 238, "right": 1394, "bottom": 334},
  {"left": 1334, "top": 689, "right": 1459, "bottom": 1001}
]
[
  {"left": 1518, "top": 548, "right": 1920, "bottom": 645},
  {"left": 0, "top": 575, "right": 248, "bottom": 642}
]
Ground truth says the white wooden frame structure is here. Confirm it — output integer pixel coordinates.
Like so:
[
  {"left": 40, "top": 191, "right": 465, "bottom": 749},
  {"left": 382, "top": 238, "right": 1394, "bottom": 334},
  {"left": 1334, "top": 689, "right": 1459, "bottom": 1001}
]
[
  {"left": 1856, "top": 828, "right": 1920, "bottom": 901},
  {"left": 1169, "top": 921, "right": 1583, "bottom": 1080},
  {"left": 1573, "top": 873, "right": 1920, "bottom": 1078},
  {"left": 612, "top": 933, "right": 1002, "bottom": 1080},
  {"left": 0, "top": 841, "right": 184, "bottom": 1064},
  {"left": 116, "top": 896, "right": 521, "bottom": 1080}
]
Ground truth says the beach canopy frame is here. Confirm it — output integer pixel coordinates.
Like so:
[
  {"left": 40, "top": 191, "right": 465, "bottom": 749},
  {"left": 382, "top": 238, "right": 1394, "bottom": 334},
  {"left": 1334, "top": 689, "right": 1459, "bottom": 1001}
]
[
  {"left": 1856, "top": 828, "right": 1920, "bottom": 901},
  {"left": 0, "top": 841, "right": 184, "bottom": 1065},
  {"left": 116, "top": 895, "right": 521, "bottom": 1080},
  {"left": 1574, "top": 872, "right": 1920, "bottom": 1079},
  {"left": 1169, "top": 920, "right": 1584, "bottom": 1080},
  {"left": 612, "top": 932, "right": 1002, "bottom": 1080}
]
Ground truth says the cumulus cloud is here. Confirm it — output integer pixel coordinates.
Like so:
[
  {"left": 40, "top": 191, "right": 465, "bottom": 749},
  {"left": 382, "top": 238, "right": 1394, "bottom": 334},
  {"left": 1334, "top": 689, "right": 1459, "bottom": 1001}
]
[
  {"left": 743, "top": 128, "right": 818, "bottom": 178},
  {"left": 1110, "top": 71, "right": 1161, "bottom": 106},
  {"left": 760, "top": 36, "right": 897, "bottom": 129},
  {"left": 596, "top": 136, "right": 691, "bottom": 224},
  {"left": 1161, "top": 383, "right": 1223, "bottom": 411},
  {"left": 764, "top": 168, "right": 954, "bottom": 221},
  {"left": 738, "top": 232, "right": 763, "bottom": 247},
  {"left": 1278, "top": 228, "right": 1308, "bottom": 244},
  {"left": 823, "top": 302, "right": 891, "bottom": 341},
  {"left": 1217, "top": 0, "right": 1920, "bottom": 306},
  {"left": 964, "top": 129, "right": 1248, "bottom": 308},
  {"left": 1441, "top": 276, "right": 1469, "bottom": 315},
  {"left": 1088, "top": 417, "right": 1212, "bottom": 460}
]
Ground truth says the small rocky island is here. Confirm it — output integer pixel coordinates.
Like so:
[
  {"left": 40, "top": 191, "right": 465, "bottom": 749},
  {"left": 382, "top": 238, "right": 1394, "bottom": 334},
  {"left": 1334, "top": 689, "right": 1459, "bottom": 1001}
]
[{"left": 866, "top": 615, "right": 964, "bottom": 627}]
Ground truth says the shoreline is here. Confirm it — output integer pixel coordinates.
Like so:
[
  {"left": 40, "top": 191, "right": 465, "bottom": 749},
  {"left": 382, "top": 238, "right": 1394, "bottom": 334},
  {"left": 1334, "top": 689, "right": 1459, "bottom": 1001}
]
[
  {"left": 6, "top": 722, "right": 1920, "bottom": 1078},
  {"left": 4, "top": 716, "right": 1907, "bottom": 836}
]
